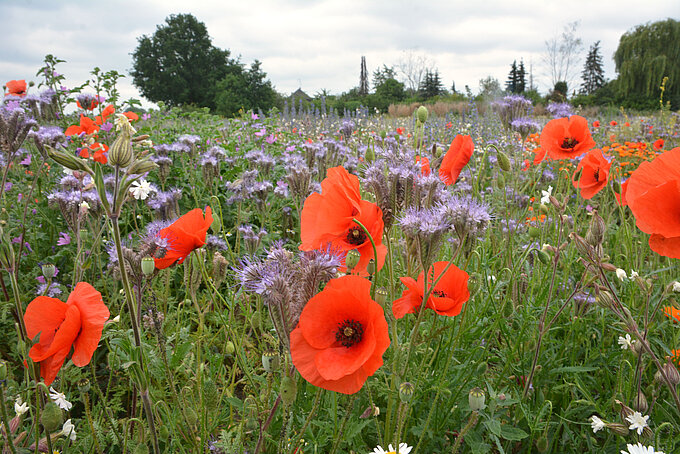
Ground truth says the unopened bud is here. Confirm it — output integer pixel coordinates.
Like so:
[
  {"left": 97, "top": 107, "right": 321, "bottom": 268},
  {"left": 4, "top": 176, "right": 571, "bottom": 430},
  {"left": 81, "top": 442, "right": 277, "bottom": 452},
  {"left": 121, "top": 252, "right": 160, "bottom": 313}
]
[
  {"left": 497, "top": 151, "right": 511, "bottom": 172},
  {"left": 345, "top": 249, "right": 360, "bottom": 272},
  {"left": 613, "top": 180, "right": 622, "bottom": 194},
  {"left": 280, "top": 375, "right": 297, "bottom": 406},
  {"left": 126, "top": 158, "right": 158, "bottom": 176},
  {"left": 212, "top": 251, "right": 229, "bottom": 288},
  {"left": 586, "top": 211, "right": 606, "bottom": 246},
  {"left": 633, "top": 390, "right": 648, "bottom": 413},
  {"left": 41, "top": 402, "right": 63, "bottom": 432},
  {"left": 399, "top": 382, "right": 414, "bottom": 403},
  {"left": 606, "top": 422, "right": 629, "bottom": 437},
  {"left": 468, "top": 387, "right": 486, "bottom": 411},
  {"left": 435, "top": 147, "right": 443, "bottom": 158},
  {"left": 496, "top": 174, "right": 506, "bottom": 190},
  {"left": 537, "top": 250, "right": 550, "bottom": 265},
  {"left": 185, "top": 407, "right": 198, "bottom": 427},
  {"left": 536, "top": 435, "right": 549, "bottom": 453},
  {"left": 365, "top": 147, "right": 375, "bottom": 163},
  {"left": 416, "top": 105, "right": 428, "bottom": 123},
  {"left": 108, "top": 135, "right": 134, "bottom": 168},
  {"left": 226, "top": 341, "right": 235, "bottom": 355},
  {"left": 528, "top": 227, "right": 541, "bottom": 239},
  {"left": 211, "top": 214, "right": 221, "bottom": 233},
  {"left": 141, "top": 256, "right": 155, "bottom": 276},
  {"left": 570, "top": 233, "right": 593, "bottom": 258}
]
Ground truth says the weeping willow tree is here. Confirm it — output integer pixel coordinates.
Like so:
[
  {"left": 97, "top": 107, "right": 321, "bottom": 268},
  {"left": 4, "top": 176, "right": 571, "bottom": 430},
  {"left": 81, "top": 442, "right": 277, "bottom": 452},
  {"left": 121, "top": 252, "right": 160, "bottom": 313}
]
[{"left": 613, "top": 18, "right": 680, "bottom": 108}]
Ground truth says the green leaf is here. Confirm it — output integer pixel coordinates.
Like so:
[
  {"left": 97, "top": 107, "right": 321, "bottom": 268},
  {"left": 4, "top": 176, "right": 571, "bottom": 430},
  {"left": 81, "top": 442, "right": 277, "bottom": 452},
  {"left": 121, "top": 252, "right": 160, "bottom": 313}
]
[
  {"left": 500, "top": 425, "right": 529, "bottom": 441},
  {"left": 483, "top": 419, "right": 502, "bottom": 437}
]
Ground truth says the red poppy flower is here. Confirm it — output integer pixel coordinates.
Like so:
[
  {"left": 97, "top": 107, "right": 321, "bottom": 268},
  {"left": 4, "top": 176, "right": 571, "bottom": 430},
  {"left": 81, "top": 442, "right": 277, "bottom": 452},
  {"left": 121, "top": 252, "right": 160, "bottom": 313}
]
[
  {"left": 539, "top": 115, "right": 596, "bottom": 160},
  {"left": 439, "top": 135, "right": 474, "bottom": 185},
  {"left": 624, "top": 122, "right": 630, "bottom": 127},
  {"left": 64, "top": 115, "right": 100, "bottom": 136},
  {"left": 24, "top": 282, "right": 109, "bottom": 386},
  {"left": 396, "top": 127, "right": 404, "bottom": 135},
  {"left": 592, "top": 121, "right": 600, "bottom": 128},
  {"left": 610, "top": 120, "right": 618, "bottom": 126},
  {"left": 615, "top": 178, "right": 629, "bottom": 207},
  {"left": 416, "top": 155, "right": 431, "bottom": 176},
  {"left": 532, "top": 147, "right": 547, "bottom": 165},
  {"left": 76, "top": 99, "right": 99, "bottom": 111},
  {"left": 300, "top": 166, "right": 387, "bottom": 274},
  {"left": 290, "top": 275, "right": 390, "bottom": 394},
  {"left": 123, "top": 111, "right": 139, "bottom": 121},
  {"left": 572, "top": 149, "right": 611, "bottom": 199},
  {"left": 5, "top": 79, "right": 27, "bottom": 97},
  {"left": 626, "top": 147, "right": 680, "bottom": 258},
  {"left": 79, "top": 142, "right": 109, "bottom": 164},
  {"left": 154, "top": 207, "right": 214, "bottom": 269},
  {"left": 653, "top": 139, "right": 664, "bottom": 150},
  {"left": 95, "top": 104, "right": 115, "bottom": 125},
  {"left": 392, "top": 261, "right": 470, "bottom": 319},
  {"left": 663, "top": 306, "right": 680, "bottom": 323}
]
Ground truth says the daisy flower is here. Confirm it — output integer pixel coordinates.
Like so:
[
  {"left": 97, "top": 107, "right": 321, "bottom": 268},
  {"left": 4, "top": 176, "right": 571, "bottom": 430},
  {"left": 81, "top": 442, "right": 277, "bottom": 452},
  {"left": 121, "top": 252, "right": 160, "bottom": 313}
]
[
  {"left": 620, "top": 442, "right": 665, "bottom": 454},
  {"left": 371, "top": 443, "right": 412, "bottom": 454}
]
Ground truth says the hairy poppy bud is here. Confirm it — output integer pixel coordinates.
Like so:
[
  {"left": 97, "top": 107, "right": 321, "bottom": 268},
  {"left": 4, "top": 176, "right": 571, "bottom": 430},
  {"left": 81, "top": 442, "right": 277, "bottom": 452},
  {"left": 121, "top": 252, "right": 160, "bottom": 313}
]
[
  {"left": 280, "top": 375, "right": 297, "bottom": 406},
  {"left": 496, "top": 174, "right": 506, "bottom": 190},
  {"left": 537, "top": 250, "right": 551, "bottom": 265},
  {"left": 345, "top": 249, "right": 360, "bottom": 272},
  {"left": 185, "top": 407, "right": 198, "bottom": 427},
  {"left": 133, "top": 443, "right": 149, "bottom": 454},
  {"left": 262, "top": 351, "right": 280, "bottom": 373},
  {"left": 210, "top": 213, "right": 221, "bottom": 233},
  {"left": 399, "top": 382, "right": 414, "bottom": 403},
  {"left": 212, "top": 251, "right": 228, "bottom": 288},
  {"left": 539, "top": 204, "right": 549, "bottom": 215},
  {"left": 536, "top": 435, "right": 549, "bottom": 453},
  {"left": 226, "top": 341, "right": 235, "bottom": 355},
  {"left": 41, "top": 402, "right": 63, "bottom": 432},
  {"left": 528, "top": 227, "right": 541, "bottom": 239},
  {"left": 416, "top": 105, "right": 428, "bottom": 123},
  {"left": 379, "top": 130, "right": 387, "bottom": 139},
  {"left": 612, "top": 180, "right": 622, "bottom": 194},
  {"left": 468, "top": 387, "right": 486, "bottom": 411},
  {"left": 141, "top": 256, "right": 155, "bottom": 276},
  {"left": 497, "top": 151, "right": 511, "bottom": 172},
  {"left": 109, "top": 134, "right": 134, "bottom": 168}
]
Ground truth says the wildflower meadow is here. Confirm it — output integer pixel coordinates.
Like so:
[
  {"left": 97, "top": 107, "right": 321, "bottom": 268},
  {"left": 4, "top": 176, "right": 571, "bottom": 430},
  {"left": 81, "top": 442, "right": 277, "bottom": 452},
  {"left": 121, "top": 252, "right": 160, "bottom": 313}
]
[{"left": 1, "top": 57, "right": 680, "bottom": 454}]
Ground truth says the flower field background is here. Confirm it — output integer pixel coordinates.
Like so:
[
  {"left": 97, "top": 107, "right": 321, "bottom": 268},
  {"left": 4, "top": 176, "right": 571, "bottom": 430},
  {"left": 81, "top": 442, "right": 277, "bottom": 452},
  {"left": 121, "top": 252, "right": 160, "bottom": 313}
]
[{"left": 0, "top": 60, "right": 679, "bottom": 454}]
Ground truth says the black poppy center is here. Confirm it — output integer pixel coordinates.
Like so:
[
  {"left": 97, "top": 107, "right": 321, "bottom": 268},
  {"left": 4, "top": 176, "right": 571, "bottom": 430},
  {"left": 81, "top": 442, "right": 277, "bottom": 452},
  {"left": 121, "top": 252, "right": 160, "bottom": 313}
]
[
  {"left": 336, "top": 319, "right": 364, "bottom": 347},
  {"left": 346, "top": 227, "right": 367, "bottom": 245},
  {"left": 561, "top": 137, "right": 579, "bottom": 149},
  {"left": 433, "top": 289, "right": 448, "bottom": 297},
  {"left": 593, "top": 168, "right": 600, "bottom": 182}
]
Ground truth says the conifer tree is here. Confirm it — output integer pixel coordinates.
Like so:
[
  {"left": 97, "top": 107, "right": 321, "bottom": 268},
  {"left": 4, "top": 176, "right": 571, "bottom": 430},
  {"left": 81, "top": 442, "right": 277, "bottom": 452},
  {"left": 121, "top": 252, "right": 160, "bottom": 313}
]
[
  {"left": 506, "top": 60, "right": 518, "bottom": 93},
  {"left": 517, "top": 59, "right": 527, "bottom": 93},
  {"left": 580, "top": 41, "right": 605, "bottom": 94}
]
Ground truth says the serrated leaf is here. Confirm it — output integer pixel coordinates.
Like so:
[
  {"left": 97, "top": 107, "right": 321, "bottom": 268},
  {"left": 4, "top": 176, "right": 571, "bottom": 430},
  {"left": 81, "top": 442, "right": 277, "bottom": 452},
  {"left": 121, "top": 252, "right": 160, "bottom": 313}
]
[{"left": 483, "top": 419, "right": 501, "bottom": 436}]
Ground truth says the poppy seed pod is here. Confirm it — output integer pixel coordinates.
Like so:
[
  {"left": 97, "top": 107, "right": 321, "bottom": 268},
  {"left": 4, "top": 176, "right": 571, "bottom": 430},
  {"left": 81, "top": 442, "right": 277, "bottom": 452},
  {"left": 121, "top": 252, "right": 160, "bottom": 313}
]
[
  {"left": 261, "top": 351, "right": 280, "bottom": 373},
  {"left": 416, "top": 105, "right": 428, "bottom": 123},
  {"left": 77, "top": 378, "right": 91, "bottom": 394},
  {"left": 108, "top": 134, "right": 134, "bottom": 168},
  {"left": 41, "top": 263, "right": 56, "bottom": 280},
  {"left": 375, "top": 287, "right": 388, "bottom": 306},
  {"left": 468, "top": 387, "right": 486, "bottom": 411},
  {"left": 366, "top": 258, "right": 376, "bottom": 276},
  {"left": 345, "top": 250, "right": 361, "bottom": 271},
  {"left": 280, "top": 375, "right": 297, "bottom": 406},
  {"left": 141, "top": 256, "right": 155, "bottom": 276},
  {"left": 399, "top": 382, "right": 414, "bottom": 403}
]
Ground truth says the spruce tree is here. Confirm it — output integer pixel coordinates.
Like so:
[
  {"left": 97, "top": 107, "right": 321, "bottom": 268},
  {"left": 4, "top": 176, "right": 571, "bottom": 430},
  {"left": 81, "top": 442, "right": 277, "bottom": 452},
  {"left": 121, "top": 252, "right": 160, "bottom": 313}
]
[
  {"left": 517, "top": 59, "right": 527, "bottom": 93},
  {"left": 506, "top": 60, "right": 518, "bottom": 93},
  {"left": 359, "top": 56, "right": 369, "bottom": 96},
  {"left": 580, "top": 41, "right": 605, "bottom": 94}
]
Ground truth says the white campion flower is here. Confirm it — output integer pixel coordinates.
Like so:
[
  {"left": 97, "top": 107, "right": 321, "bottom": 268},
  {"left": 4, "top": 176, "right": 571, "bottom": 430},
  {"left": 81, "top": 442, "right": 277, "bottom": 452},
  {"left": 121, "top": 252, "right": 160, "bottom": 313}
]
[
  {"left": 61, "top": 418, "right": 77, "bottom": 441},
  {"left": 49, "top": 387, "right": 72, "bottom": 411},
  {"left": 620, "top": 442, "right": 665, "bottom": 454},
  {"left": 616, "top": 269, "right": 628, "bottom": 281},
  {"left": 130, "top": 179, "right": 153, "bottom": 200},
  {"left": 618, "top": 333, "right": 635, "bottom": 350},
  {"left": 630, "top": 270, "right": 639, "bottom": 279},
  {"left": 541, "top": 185, "right": 553, "bottom": 205},
  {"left": 371, "top": 443, "right": 412, "bottom": 454},
  {"left": 672, "top": 281, "right": 680, "bottom": 293},
  {"left": 625, "top": 411, "right": 649, "bottom": 435},
  {"left": 14, "top": 397, "right": 28, "bottom": 416},
  {"left": 589, "top": 415, "right": 605, "bottom": 433},
  {"left": 114, "top": 113, "right": 137, "bottom": 135}
]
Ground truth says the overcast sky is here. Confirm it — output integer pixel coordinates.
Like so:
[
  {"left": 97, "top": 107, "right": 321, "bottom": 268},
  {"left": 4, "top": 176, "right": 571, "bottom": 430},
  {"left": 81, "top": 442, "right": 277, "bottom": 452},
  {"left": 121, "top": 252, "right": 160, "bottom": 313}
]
[{"left": 1, "top": 0, "right": 678, "bottom": 108}]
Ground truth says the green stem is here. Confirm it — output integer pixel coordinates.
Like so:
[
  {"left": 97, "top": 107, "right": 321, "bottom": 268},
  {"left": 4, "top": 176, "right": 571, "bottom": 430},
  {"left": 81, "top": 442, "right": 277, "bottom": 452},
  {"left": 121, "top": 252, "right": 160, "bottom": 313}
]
[
  {"left": 351, "top": 218, "right": 379, "bottom": 299},
  {"left": 0, "top": 384, "right": 18, "bottom": 454}
]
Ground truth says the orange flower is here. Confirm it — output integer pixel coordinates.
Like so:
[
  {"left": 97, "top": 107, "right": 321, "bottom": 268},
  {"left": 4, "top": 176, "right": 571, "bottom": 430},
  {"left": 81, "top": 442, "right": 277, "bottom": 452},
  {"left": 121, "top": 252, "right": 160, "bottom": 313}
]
[
  {"left": 123, "top": 111, "right": 139, "bottom": 121},
  {"left": 663, "top": 306, "right": 680, "bottom": 323},
  {"left": 392, "top": 261, "right": 470, "bottom": 319},
  {"left": 396, "top": 127, "right": 404, "bottom": 135},
  {"left": 64, "top": 114, "right": 100, "bottom": 136},
  {"left": 154, "top": 207, "right": 214, "bottom": 269},
  {"left": 626, "top": 147, "right": 680, "bottom": 258},
  {"left": 610, "top": 120, "right": 618, "bottom": 126},
  {"left": 653, "top": 139, "right": 664, "bottom": 150},
  {"left": 439, "top": 135, "right": 474, "bottom": 185},
  {"left": 24, "top": 282, "right": 110, "bottom": 385},
  {"left": 572, "top": 149, "right": 611, "bottom": 199},
  {"left": 615, "top": 178, "right": 629, "bottom": 207},
  {"left": 5, "top": 79, "right": 27, "bottom": 97},
  {"left": 290, "top": 275, "right": 389, "bottom": 394},
  {"left": 79, "top": 142, "right": 109, "bottom": 164},
  {"left": 300, "top": 166, "right": 386, "bottom": 274},
  {"left": 592, "top": 120, "right": 600, "bottom": 128},
  {"left": 539, "top": 115, "right": 595, "bottom": 160},
  {"left": 416, "top": 155, "right": 431, "bottom": 176},
  {"left": 95, "top": 104, "right": 115, "bottom": 125}
]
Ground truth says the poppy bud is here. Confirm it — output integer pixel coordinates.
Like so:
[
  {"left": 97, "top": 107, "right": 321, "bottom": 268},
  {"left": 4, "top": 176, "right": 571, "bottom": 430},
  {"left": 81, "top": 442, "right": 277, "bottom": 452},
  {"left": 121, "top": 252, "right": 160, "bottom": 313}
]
[
  {"left": 158, "top": 424, "right": 170, "bottom": 441},
  {"left": 537, "top": 250, "right": 551, "bottom": 265},
  {"left": 126, "top": 158, "right": 158, "bottom": 176},
  {"left": 141, "top": 256, "right": 155, "bottom": 276},
  {"left": 203, "top": 379, "right": 219, "bottom": 411},
  {"left": 210, "top": 214, "right": 221, "bottom": 233},
  {"left": 573, "top": 168, "right": 582, "bottom": 181},
  {"left": 212, "top": 251, "right": 228, "bottom": 288},
  {"left": 475, "top": 362, "right": 488, "bottom": 375},
  {"left": 613, "top": 180, "right": 622, "bottom": 194},
  {"left": 536, "top": 435, "right": 549, "bottom": 453},
  {"left": 496, "top": 174, "right": 506, "bottom": 190},
  {"left": 468, "top": 387, "right": 485, "bottom": 411},
  {"left": 262, "top": 351, "right": 280, "bottom": 373},
  {"left": 41, "top": 402, "right": 63, "bottom": 432},
  {"left": 528, "top": 227, "right": 541, "bottom": 239},
  {"left": 467, "top": 273, "right": 481, "bottom": 294},
  {"left": 539, "top": 204, "right": 549, "bottom": 215},
  {"left": 345, "top": 249, "right": 360, "bottom": 272},
  {"left": 226, "top": 341, "right": 235, "bottom": 355},
  {"left": 185, "top": 407, "right": 198, "bottom": 427},
  {"left": 497, "top": 151, "right": 511, "bottom": 172},
  {"left": 109, "top": 134, "right": 134, "bottom": 168},
  {"left": 435, "top": 147, "right": 443, "bottom": 158},
  {"left": 416, "top": 105, "right": 429, "bottom": 123},
  {"left": 399, "top": 382, "right": 414, "bottom": 403},
  {"left": 133, "top": 443, "right": 149, "bottom": 454},
  {"left": 0, "top": 360, "right": 7, "bottom": 380},
  {"left": 606, "top": 422, "right": 629, "bottom": 437},
  {"left": 280, "top": 375, "right": 297, "bottom": 406},
  {"left": 41, "top": 263, "right": 56, "bottom": 279},
  {"left": 379, "top": 130, "right": 387, "bottom": 139}
]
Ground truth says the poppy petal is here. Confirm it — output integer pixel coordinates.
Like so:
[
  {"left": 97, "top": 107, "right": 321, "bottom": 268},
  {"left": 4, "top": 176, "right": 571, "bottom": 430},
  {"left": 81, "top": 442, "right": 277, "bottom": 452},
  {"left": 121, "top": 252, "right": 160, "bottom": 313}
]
[
  {"left": 24, "top": 296, "right": 67, "bottom": 347},
  {"left": 29, "top": 305, "right": 81, "bottom": 362},
  {"left": 69, "top": 282, "right": 109, "bottom": 366}
]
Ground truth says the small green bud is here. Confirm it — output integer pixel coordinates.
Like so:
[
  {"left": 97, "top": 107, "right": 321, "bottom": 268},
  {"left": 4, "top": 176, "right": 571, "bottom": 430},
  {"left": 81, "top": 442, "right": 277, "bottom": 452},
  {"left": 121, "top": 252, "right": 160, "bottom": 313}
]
[
  {"left": 226, "top": 341, "right": 235, "bottom": 355},
  {"left": 47, "top": 146, "right": 91, "bottom": 173},
  {"left": 78, "top": 378, "right": 91, "bottom": 394},
  {"left": 366, "top": 259, "right": 376, "bottom": 276},
  {"left": 475, "top": 362, "right": 488, "bottom": 376},
  {"left": 528, "top": 226, "right": 541, "bottom": 239},
  {"left": 399, "top": 382, "right": 414, "bottom": 403},
  {"left": 595, "top": 290, "right": 616, "bottom": 310},
  {"left": 141, "top": 256, "right": 155, "bottom": 276},
  {"left": 497, "top": 151, "right": 511, "bottom": 172},
  {"left": 379, "top": 130, "right": 387, "bottom": 139},
  {"left": 159, "top": 424, "right": 169, "bottom": 441},
  {"left": 613, "top": 180, "right": 622, "bottom": 194},
  {"left": 468, "top": 387, "right": 486, "bottom": 411},
  {"left": 0, "top": 360, "right": 7, "bottom": 380},
  {"left": 416, "top": 105, "right": 429, "bottom": 123},
  {"left": 536, "top": 435, "right": 549, "bottom": 453},
  {"left": 539, "top": 204, "right": 549, "bottom": 215},
  {"left": 280, "top": 375, "right": 297, "bottom": 406},
  {"left": 210, "top": 214, "right": 221, "bottom": 233},
  {"left": 262, "top": 351, "right": 280, "bottom": 373},
  {"left": 495, "top": 174, "right": 506, "bottom": 190},
  {"left": 185, "top": 407, "right": 198, "bottom": 427},
  {"left": 133, "top": 443, "right": 149, "bottom": 454},
  {"left": 41, "top": 401, "right": 63, "bottom": 432},
  {"left": 467, "top": 273, "right": 481, "bottom": 294},
  {"left": 41, "top": 263, "right": 56, "bottom": 279},
  {"left": 109, "top": 134, "right": 134, "bottom": 168},
  {"left": 345, "top": 249, "right": 360, "bottom": 272},
  {"left": 537, "top": 250, "right": 551, "bottom": 265},
  {"left": 435, "top": 147, "right": 443, "bottom": 158}
]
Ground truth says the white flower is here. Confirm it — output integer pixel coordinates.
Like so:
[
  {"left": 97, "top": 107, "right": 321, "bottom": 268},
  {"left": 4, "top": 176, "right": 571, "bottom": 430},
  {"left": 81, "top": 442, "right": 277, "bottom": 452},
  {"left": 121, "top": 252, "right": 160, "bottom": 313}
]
[
  {"left": 371, "top": 443, "right": 413, "bottom": 454},
  {"left": 79, "top": 201, "right": 90, "bottom": 212},
  {"left": 618, "top": 333, "right": 635, "bottom": 350},
  {"left": 49, "top": 387, "right": 72, "bottom": 411},
  {"left": 540, "top": 185, "right": 553, "bottom": 205},
  {"left": 620, "top": 442, "right": 665, "bottom": 454},
  {"left": 114, "top": 113, "right": 137, "bottom": 135},
  {"left": 130, "top": 179, "right": 153, "bottom": 200},
  {"left": 61, "top": 418, "right": 77, "bottom": 441},
  {"left": 672, "top": 281, "right": 680, "bottom": 292},
  {"left": 589, "top": 415, "right": 605, "bottom": 433},
  {"left": 630, "top": 270, "right": 639, "bottom": 279},
  {"left": 113, "top": 315, "right": 120, "bottom": 323},
  {"left": 14, "top": 397, "right": 28, "bottom": 416},
  {"left": 625, "top": 411, "right": 649, "bottom": 435},
  {"left": 616, "top": 268, "right": 628, "bottom": 281}
]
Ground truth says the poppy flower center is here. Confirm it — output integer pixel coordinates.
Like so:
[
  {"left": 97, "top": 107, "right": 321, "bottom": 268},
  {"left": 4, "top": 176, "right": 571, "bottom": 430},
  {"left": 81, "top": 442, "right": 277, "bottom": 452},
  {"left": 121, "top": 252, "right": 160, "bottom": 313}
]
[
  {"left": 336, "top": 319, "right": 364, "bottom": 347},
  {"left": 346, "top": 227, "right": 367, "bottom": 246},
  {"left": 433, "top": 289, "right": 448, "bottom": 297},
  {"left": 593, "top": 168, "right": 600, "bottom": 182},
  {"left": 561, "top": 137, "right": 579, "bottom": 149}
]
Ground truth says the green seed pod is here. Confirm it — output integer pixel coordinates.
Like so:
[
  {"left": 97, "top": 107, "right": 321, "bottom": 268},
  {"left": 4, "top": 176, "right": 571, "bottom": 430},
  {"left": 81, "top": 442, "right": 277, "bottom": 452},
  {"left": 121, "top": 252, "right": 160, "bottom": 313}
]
[
  {"left": 536, "top": 435, "right": 549, "bottom": 453},
  {"left": 141, "top": 256, "right": 155, "bottom": 276},
  {"left": 375, "top": 287, "right": 388, "bottom": 306},
  {"left": 657, "top": 359, "right": 680, "bottom": 386},
  {"left": 595, "top": 290, "right": 616, "bottom": 310},
  {"left": 109, "top": 134, "right": 134, "bottom": 168},
  {"left": 399, "top": 382, "right": 414, "bottom": 403},
  {"left": 366, "top": 259, "right": 376, "bottom": 276},
  {"left": 416, "top": 105, "right": 429, "bottom": 124},
  {"left": 345, "top": 249, "right": 360, "bottom": 272},
  {"left": 468, "top": 387, "right": 486, "bottom": 411},
  {"left": 41, "top": 263, "right": 56, "bottom": 279},
  {"left": 528, "top": 227, "right": 541, "bottom": 239},
  {"left": 261, "top": 351, "right": 280, "bottom": 373},
  {"left": 225, "top": 341, "right": 235, "bottom": 355},
  {"left": 41, "top": 402, "right": 63, "bottom": 432},
  {"left": 497, "top": 151, "right": 512, "bottom": 172},
  {"left": 280, "top": 375, "right": 297, "bottom": 406},
  {"left": 78, "top": 378, "right": 91, "bottom": 394},
  {"left": 47, "top": 147, "right": 90, "bottom": 173}
]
